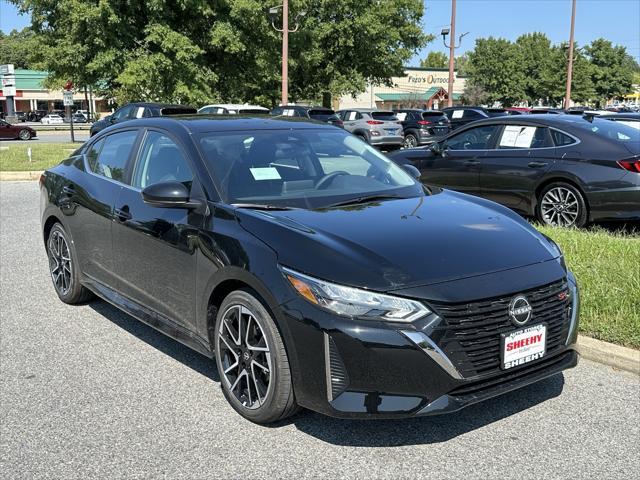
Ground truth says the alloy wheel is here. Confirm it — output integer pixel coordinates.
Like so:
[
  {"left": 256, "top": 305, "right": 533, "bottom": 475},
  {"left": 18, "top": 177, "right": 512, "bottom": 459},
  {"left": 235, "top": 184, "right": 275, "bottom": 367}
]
[
  {"left": 48, "top": 230, "right": 73, "bottom": 295},
  {"left": 403, "top": 135, "right": 417, "bottom": 148},
  {"left": 19, "top": 129, "right": 31, "bottom": 140},
  {"left": 217, "top": 305, "right": 272, "bottom": 409},
  {"left": 540, "top": 187, "right": 580, "bottom": 227}
]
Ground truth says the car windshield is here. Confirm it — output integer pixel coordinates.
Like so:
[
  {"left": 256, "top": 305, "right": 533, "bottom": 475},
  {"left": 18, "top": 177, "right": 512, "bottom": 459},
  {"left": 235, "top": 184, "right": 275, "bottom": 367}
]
[
  {"left": 575, "top": 118, "right": 640, "bottom": 142},
  {"left": 198, "top": 129, "right": 423, "bottom": 209},
  {"left": 371, "top": 112, "right": 398, "bottom": 121}
]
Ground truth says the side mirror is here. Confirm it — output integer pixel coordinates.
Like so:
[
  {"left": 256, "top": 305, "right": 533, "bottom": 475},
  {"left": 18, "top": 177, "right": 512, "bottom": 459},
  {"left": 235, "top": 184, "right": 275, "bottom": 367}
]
[
  {"left": 141, "top": 181, "right": 201, "bottom": 209},
  {"left": 401, "top": 163, "right": 421, "bottom": 180},
  {"left": 429, "top": 142, "right": 442, "bottom": 156},
  {"left": 106, "top": 115, "right": 114, "bottom": 123}
]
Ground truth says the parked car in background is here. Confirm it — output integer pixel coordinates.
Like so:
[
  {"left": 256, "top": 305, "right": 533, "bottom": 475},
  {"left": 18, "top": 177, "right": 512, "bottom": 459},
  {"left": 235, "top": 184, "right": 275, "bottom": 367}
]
[
  {"left": 441, "top": 106, "right": 496, "bottom": 131},
  {"left": 270, "top": 105, "right": 344, "bottom": 127},
  {"left": 27, "top": 110, "right": 47, "bottom": 122},
  {"left": 0, "top": 118, "right": 37, "bottom": 140},
  {"left": 64, "top": 113, "right": 89, "bottom": 124},
  {"left": 486, "top": 108, "right": 510, "bottom": 117},
  {"left": 505, "top": 107, "right": 531, "bottom": 115},
  {"left": 40, "top": 114, "right": 64, "bottom": 125},
  {"left": 90, "top": 102, "right": 197, "bottom": 136},
  {"left": 337, "top": 108, "right": 403, "bottom": 150},
  {"left": 530, "top": 107, "right": 566, "bottom": 115},
  {"left": 198, "top": 104, "right": 269, "bottom": 115},
  {"left": 394, "top": 109, "right": 450, "bottom": 148},
  {"left": 389, "top": 114, "right": 640, "bottom": 227},
  {"left": 597, "top": 113, "right": 640, "bottom": 130},
  {"left": 40, "top": 115, "right": 579, "bottom": 424},
  {"left": 15, "top": 111, "right": 27, "bottom": 122}
]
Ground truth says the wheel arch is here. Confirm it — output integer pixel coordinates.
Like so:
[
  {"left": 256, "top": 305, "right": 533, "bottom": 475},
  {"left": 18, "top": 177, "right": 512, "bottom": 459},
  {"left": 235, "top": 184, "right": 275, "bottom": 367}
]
[{"left": 42, "top": 214, "right": 62, "bottom": 246}]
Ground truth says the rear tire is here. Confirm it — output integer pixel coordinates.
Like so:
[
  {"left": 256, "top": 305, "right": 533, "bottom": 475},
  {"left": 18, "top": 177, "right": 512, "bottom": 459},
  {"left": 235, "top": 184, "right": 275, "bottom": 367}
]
[
  {"left": 403, "top": 134, "right": 418, "bottom": 149},
  {"left": 47, "top": 223, "right": 94, "bottom": 304},
  {"left": 214, "top": 289, "right": 298, "bottom": 424},
  {"left": 356, "top": 134, "right": 368, "bottom": 144},
  {"left": 537, "top": 182, "right": 588, "bottom": 228},
  {"left": 18, "top": 129, "right": 32, "bottom": 140}
]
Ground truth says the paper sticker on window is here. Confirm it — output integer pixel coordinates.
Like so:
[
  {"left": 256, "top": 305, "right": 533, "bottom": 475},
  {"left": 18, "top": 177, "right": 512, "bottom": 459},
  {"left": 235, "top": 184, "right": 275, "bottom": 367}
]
[
  {"left": 250, "top": 167, "right": 281, "bottom": 181},
  {"left": 396, "top": 112, "right": 407, "bottom": 122},
  {"left": 451, "top": 110, "right": 464, "bottom": 119},
  {"left": 500, "top": 126, "right": 537, "bottom": 148}
]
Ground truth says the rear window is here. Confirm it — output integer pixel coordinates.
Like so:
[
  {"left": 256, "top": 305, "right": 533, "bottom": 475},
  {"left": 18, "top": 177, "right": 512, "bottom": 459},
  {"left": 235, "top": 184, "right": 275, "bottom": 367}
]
[
  {"left": 371, "top": 111, "right": 398, "bottom": 121},
  {"left": 550, "top": 129, "right": 576, "bottom": 146},
  {"left": 574, "top": 119, "right": 640, "bottom": 142},
  {"left": 238, "top": 108, "right": 269, "bottom": 115},
  {"left": 160, "top": 107, "right": 197, "bottom": 115},
  {"left": 308, "top": 109, "right": 335, "bottom": 116},
  {"left": 487, "top": 109, "right": 508, "bottom": 117},
  {"left": 422, "top": 112, "right": 447, "bottom": 120}
]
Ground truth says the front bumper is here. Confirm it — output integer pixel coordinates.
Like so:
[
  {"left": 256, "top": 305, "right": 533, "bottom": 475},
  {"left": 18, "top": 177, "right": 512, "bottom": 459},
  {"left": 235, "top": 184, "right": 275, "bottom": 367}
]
[{"left": 278, "top": 271, "right": 580, "bottom": 419}]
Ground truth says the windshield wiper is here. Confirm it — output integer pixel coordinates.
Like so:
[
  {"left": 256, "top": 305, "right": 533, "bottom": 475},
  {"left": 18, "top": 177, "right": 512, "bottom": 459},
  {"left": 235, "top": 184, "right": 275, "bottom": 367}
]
[
  {"left": 231, "top": 203, "right": 295, "bottom": 211},
  {"left": 323, "top": 194, "right": 404, "bottom": 209}
]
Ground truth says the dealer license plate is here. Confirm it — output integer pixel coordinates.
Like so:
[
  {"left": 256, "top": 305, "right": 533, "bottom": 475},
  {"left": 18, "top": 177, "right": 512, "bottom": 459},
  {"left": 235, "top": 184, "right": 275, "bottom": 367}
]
[{"left": 501, "top": 324, "right": 547, "bottom": 370}]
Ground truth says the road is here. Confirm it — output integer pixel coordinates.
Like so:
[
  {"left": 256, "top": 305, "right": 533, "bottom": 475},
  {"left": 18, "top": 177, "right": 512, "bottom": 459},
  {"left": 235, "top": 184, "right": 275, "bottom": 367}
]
[
  {"left": 0, "top": 130, "right": 89, "bottom": 144},
  {"left": 1, "top": 181, "right": 638, "bottom": 479}
]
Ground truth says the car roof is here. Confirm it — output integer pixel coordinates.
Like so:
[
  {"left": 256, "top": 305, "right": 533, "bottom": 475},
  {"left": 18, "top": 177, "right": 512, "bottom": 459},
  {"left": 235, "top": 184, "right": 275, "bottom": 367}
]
[
  {"left": 127, "top": 102, "right": 195, "bottom": 109},
  {"left": 457, "top": 113, "right": 619, "bottom": 129},
  {"left": 345, "top": 108, "right": 394, "bottom": 113},
  {"left": 111, "top": 115, "right": 339, "bottom": 133},
  {"left": 200, "top": 104, "right": 269, "bottom": 110}
]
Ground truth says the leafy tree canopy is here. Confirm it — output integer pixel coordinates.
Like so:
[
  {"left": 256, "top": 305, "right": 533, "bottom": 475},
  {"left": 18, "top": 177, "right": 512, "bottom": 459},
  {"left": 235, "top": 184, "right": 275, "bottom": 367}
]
[
  {"left": 420, "top": 51, "right": 448, "bottom": 69},
  {"left": 9, "top": 0, "right": 431, "bottom": 106}
]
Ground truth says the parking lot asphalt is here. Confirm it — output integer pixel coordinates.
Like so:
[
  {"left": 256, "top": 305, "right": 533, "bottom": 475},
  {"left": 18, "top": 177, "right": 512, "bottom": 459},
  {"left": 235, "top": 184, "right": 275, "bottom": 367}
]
[{"left": 1, "top": 180, "right": 639, "bottom": 479}]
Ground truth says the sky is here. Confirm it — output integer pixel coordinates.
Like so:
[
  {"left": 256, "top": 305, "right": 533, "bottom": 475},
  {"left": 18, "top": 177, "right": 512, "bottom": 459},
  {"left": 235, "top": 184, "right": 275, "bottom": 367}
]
[{"left": 1, "top": 0, "right": 639, "bottom": 64}]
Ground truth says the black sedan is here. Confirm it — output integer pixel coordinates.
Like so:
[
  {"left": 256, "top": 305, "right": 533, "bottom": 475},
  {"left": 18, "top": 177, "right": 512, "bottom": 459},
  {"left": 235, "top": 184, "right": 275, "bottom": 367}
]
[
  {"left": 41, "top": 116, "right": 579, "bottom": 423},
  {"left": 90, "top": 102, "right": 197, "bottom": 136},
  {"left": 390, "top": 115, "right": 640, "bottom": 227}
]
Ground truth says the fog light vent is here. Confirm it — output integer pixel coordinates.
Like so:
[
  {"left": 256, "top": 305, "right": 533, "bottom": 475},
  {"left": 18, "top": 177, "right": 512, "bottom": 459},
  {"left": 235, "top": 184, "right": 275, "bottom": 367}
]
[{"left": 324, "top": 333, "right": 349, "bottom": 401}]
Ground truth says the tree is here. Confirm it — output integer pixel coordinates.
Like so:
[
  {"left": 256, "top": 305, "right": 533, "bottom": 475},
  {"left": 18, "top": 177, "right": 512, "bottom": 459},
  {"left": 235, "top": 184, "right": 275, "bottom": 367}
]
[
  {"left": 0, "top": 28, "right": 41, "bottom": 69},
  {"left": 461, "top": 84, "right": 487, "bottom": 105},
  {"left": 515, "top": 32, "right": 555, "bottom": 104},
  {"left": 465, "top": 37, "right": 526, "bottom": 106},
  {"left": 420, "top": 51, "right": 448, "bottom": 69},
  {"left": 544, "top": 43, "right": 595, "bottom": 106},
  {"left": 584, "top": 38, "right": 636, "bottom": 105},
  {"left": 10, "top": 0, "right": 431, "bottom": 106},
  {"left": 455, "top": 53, "right": 469, "bottom": 76}
]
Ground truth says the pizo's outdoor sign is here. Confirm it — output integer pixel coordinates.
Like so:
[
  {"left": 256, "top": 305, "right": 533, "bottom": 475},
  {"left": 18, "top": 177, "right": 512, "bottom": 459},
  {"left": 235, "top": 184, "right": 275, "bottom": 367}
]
[{"left": 407, "top": 74, "right": 453, "bottom": 85}]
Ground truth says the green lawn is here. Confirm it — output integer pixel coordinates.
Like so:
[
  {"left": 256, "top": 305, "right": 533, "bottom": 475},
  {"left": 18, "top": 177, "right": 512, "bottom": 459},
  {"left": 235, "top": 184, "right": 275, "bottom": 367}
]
[
  {"left": 0, "top": 143, "right": 77, "bottom": 171},
  {"left": 537, "top": 225, "right": 640, "bottom": 349}
]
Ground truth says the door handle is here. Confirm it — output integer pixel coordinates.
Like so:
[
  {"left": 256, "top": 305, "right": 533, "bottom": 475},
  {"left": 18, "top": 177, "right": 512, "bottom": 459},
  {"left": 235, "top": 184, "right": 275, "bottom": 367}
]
[
  {"left": 62, "top": 185, "right": 75, "bottom": 196},
  {"left": 114, "top": 207, "right": 131, "bottom": 222},
  {"left": 464, "top": 159, "right": 480, "bottom": 166},
  {"left": 528, "top": 161, "right": 548, "bottom": 168}
]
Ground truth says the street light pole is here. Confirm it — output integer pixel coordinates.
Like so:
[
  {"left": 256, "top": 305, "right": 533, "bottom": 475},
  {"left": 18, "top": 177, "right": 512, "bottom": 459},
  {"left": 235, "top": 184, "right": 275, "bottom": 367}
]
[
  {"left": 442, "top": 1, "right": 468, "bottom": 108},
  {"left": 270, "top": 2, "right": 305, "bottom": 106},
  {"left": 282, "top": 0, "right": 289, "bottom": 106},
  {"left": 447, "top": 0, "right": 457, "bottom": 108},
  {"left": 564, "top": 0, "right": 577, "bottom": 109}
]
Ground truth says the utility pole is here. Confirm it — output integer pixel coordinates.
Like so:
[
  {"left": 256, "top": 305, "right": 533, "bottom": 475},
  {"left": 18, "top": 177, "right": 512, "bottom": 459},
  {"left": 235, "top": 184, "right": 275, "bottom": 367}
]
[
  {"left": 447, "top": 0, "right": 456, "bottom": 108},
  {"left": 270, "top": 2, "right": 306, "bottom": 106},
  {"left": 564, "top": 0, "right": 577, "bottom": 109},
  {"left": 442, "top": 1, "right": 468, "bottom": 107}
]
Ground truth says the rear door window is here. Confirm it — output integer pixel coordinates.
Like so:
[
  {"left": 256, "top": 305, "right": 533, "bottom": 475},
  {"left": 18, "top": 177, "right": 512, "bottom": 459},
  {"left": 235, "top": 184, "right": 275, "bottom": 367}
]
[
  {"left": 88, "top": 130, "right": 138, "bottom": 182},
  {"left": 463, "top": 109, "right": 484, "bottom": 120},
  {"left": 498, "top": 125, "right": 552, "bottom": 149}
]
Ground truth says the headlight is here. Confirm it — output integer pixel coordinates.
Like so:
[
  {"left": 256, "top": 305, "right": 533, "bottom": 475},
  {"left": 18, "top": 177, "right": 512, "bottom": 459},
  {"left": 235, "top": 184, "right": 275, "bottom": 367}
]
[{"left": 281, "top": 267, "right": 430, "bottom": 322}]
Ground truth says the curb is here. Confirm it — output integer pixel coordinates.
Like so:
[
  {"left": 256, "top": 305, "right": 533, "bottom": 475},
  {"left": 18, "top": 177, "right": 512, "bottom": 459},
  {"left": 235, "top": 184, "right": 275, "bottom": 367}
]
[
  {"left": 0, "top": 171, "right": 44, "bottom": 181},
  {"left": 578, "top": 335, "right": 640, "bottom": 375}
]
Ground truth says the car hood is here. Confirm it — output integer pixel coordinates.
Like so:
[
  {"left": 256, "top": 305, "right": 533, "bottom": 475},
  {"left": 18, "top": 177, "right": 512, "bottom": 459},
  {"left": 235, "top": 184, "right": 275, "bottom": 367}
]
[{"left": 235, "top": 190, "right": 561, "bottom": 292}]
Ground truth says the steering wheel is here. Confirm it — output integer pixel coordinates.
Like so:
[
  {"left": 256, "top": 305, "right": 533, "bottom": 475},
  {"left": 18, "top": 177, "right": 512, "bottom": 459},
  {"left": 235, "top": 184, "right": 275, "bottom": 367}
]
[{"left": 315, "top": 171, "right": 350, "bottom": 190}]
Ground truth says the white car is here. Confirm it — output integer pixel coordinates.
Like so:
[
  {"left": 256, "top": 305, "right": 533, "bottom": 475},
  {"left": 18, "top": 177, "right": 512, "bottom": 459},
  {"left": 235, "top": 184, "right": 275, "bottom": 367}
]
[
  {"left": 40, "top": 114, "right": 64, "bottom": 125},
  {"left": 198, "top": 104, "right": 269, "bottom": 115}
]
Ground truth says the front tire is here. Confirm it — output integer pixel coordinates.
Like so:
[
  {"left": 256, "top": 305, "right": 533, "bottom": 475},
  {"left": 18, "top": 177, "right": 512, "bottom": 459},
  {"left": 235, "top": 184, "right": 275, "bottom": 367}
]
[
  {"left": 214, "top": 289, "right": 298, "bottom": 424},
  {"left": 47, "top": 223, "right": 94, "bottom": 304},
  {"left": 537, "top": 182, "right": 588, "bottom": 228}
]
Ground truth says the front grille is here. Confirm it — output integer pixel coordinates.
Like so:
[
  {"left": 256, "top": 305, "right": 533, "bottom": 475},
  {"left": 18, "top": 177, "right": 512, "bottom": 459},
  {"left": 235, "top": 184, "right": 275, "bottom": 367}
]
[{"left": 430, "top": 280, "right": 571, "bottom": 378}]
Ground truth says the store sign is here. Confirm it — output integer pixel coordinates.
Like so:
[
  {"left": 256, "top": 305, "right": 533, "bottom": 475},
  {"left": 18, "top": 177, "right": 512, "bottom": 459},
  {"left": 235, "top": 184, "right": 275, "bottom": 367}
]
[
  {"left": 407, "top": 74, "right": 453, "bottom": 85},
  {"left": 0, "top": 64, "right": 15, "bottom": 75}
]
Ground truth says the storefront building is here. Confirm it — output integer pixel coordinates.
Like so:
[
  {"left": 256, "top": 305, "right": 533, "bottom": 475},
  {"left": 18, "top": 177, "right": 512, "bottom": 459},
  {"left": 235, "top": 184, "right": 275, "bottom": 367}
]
[
  {"left": 337, "top": 67, "right": 466, "bottom": 110},
  {"left": 0, "top": 69, "right": 109, "bottom": 117}
]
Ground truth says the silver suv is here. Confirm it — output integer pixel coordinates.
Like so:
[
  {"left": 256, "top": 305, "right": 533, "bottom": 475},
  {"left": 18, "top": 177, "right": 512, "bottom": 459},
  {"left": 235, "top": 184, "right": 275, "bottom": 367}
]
[{"left": 337, "top": 108, "right": 404, "bottom": 150}]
